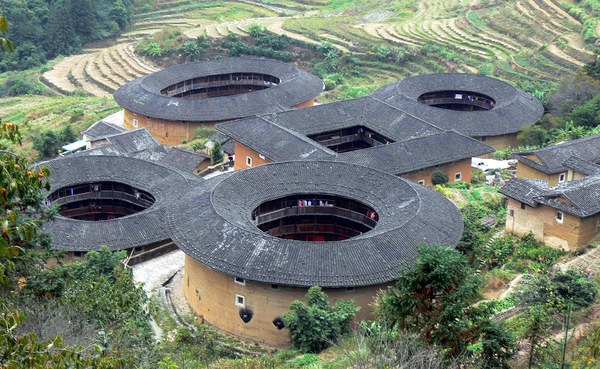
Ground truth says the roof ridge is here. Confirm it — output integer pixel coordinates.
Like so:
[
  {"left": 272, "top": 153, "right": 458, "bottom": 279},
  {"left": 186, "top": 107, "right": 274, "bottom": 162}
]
[
  {"left": 368, "top": 96, "right": 444, "bottom": 132},
  {"left": 520, "top": 133, "right": 600, "bottom": 154},
  {"left": 257, "top": 116, "right": 337, "bottom": 156}
]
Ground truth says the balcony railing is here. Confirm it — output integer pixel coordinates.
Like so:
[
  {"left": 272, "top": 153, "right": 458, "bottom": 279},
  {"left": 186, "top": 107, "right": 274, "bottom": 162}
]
[
  {"left": 256, "top": 206, "right": 377, "bottom": 229},
  {"left": 50, "top": 190, "right": 154, "bottom": 209}
]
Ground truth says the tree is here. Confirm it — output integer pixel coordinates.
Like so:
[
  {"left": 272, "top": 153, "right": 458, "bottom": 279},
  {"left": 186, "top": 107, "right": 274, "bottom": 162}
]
[
  {"left": 211, "top": 140, "right": 224, "bottom": 165},
  {"left": 431, "top": 171, "right": 448, "bottom": 185},
  {"left": 516, "top": 269, "right": 597, "bottom": 311},
  {"left": 521, "top": 305, "right": 552, "bottom": 369},
  {"left": 517, "top": 125, "right": 549, "bottom": 146},
  {"left": 377, "top": 244, "right": 516, "bottom": 361},
  {"left": 516, "top": 269, "right": 598, "bottom": 368},
  {"left": 282, "top": 286, "right": 360, "bottom": 353}
]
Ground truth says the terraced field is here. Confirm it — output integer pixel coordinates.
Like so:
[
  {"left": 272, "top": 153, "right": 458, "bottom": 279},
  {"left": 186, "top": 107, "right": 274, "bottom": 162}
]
[{"left": 41, "top": 0, "right": 597, "bottom": 97}]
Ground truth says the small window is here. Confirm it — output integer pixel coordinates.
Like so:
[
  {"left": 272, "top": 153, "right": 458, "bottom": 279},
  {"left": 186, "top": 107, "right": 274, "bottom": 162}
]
[
  {"left": 246, "top": 156, "right": 252, "bottom": 167},
  {"left": 509, "top": 209, "right": 514, "bottom": 217},
  {"left": 558, "top": 172, "right": 566, "bottom": 183},
  {"left": 520, "top": 203, "right": 526, "bottom": 210},
  {"left": 74, "top": 251, "right": 84, "bottom": 258},
  {"left": 418, "top": 180, "right": 425, "bottom": 185},
  {"left": 454, "top": 172, "right": 462, "bottom": 181},
  {"left": 345, "top": 287, "right": 355, "bottom": 292},
  {"left": 235, "top": 294, "right": 245, "bottom": 307},
  {"left": 556, "top": 211, "right": 564, "bottom": 224},
  {"left": 271, "top": 284, "right": 280, "bottom": 290},
  {"left": 258, "top": 154, "right": 265, "bottom": 160},
  {"left": 234, "top": 277, "right": 245, "bottom": 286},
  {"left": 132, "top": 119, "right": 139, "bottom": 128}
]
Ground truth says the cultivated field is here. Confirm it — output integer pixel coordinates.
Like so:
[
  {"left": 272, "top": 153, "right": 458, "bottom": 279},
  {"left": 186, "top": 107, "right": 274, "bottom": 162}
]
[{"left": 39, "top": 0, "right": 597, "bottom": 98}]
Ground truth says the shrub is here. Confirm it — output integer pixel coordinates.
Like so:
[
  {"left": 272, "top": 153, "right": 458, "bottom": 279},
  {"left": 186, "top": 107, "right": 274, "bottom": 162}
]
[
  {"left": 517, "top": 125, "right": 549, "bottom": 146},
  {"left": 2, "top": 74, "right": 44, "bottom": 96},
  {"left": 431, "top": 171, "right": 448, "bottom": 185},
  {"left": 282, "top": 286, "right": 359, "bottom": 353}
]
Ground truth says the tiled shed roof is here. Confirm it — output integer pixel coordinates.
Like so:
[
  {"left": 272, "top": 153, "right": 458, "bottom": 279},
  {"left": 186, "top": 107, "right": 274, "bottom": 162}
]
[
  {"left": 514, "top": 134, "right": 600, "bottom": 174},
  {"left": 500, "top": 175, "right": 600, "bottom": 217},
  {"left": 168, "top": 161, "right": 463, "bottom": 287},
  {"left": 82, "top": 120, "right": 126, "bottom": 140},
  {"left": 113, "top": 58, "right": 324, "bottom": 122},
  {"left": 159, "top": 147, "right": 210, "bottom": 172}
]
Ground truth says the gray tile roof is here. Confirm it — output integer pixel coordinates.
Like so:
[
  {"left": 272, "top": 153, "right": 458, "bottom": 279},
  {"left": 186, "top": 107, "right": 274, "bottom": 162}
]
[
  {"left": 216, "top": 98, "right": 494, "bottom": 174},
  {"left": 514, "top": 134, "right": 600, "bottom": 174},
  {"left": 81, "top": 129, "right": 169, "bottom": 162},
  {"left": 168, "top": 161, "right": 463, "bottom": 287},
  {"left": 82, "top": 120, "right": 126, "bottom": 140},
  {"left": 563, "top": 156, "right": 600, "bottom": 176},
  {"left": 263, "top": 96, "right": 442, "bottom": 139},
  {"left": 159, "top": 147, "right": 210, "bottom": 172},
  {"left": 43, "top": 155, "right": 203, "bottom": 252},
  {"left": 217, "top": 116, "right": 335, "bottom": 161},
  {"left": 333, "top": 131, "right": 493, "bottom": 174},
  {"left": 371, "top": 73, "right": 544, "bottom": 137},
  {"left": 113, "top": 58, "right": 324, "bottom": 122},
  {"left": 500, "top": 175, "right": 600, "bottom": 217}
]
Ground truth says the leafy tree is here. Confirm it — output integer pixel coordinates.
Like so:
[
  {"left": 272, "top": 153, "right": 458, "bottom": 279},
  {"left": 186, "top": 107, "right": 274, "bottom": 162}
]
[
  {"left": 377, "top": 244, "right": 516, "bottom": 361},
  {"left": 517, "top": 125, "right": 549, "bottom": 146},
  {"left": 431, "top": 171, "right": 449, "bottom": 185},
  {"left": 211, "top": 140, "right": 224, "bottom": 165},
  {"left": 516, "top": 269, "right": 597, "bottom": 310},
  {"left": 282, "top": 286, "right": 360, "bottom": 352},
  {"left": 0, "top": 121, "right": 51, "bottom": 286},
  {"left": 521, "top": 305, "right": 552, "bottom": 369},
  {"left": 32, "top": 126, "right": 78, "bottom": 160},
  {"left": 569, "top": 94, "right": 600, "bottom": 127}
]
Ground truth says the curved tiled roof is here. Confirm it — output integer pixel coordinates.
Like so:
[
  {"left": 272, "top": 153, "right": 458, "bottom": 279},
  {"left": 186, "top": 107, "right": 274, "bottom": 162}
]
[
  {"left": 168, "top": 161, "right": 463, "bottom": 287},
  {"left": 113, "top": 58, "right": 323, "bottom": 122},
  {"left": 43, "top": 155, "right": 201, "bottom": 252},
  {"left": 371, "top": 73, "right": 544, "bottom": 137}
]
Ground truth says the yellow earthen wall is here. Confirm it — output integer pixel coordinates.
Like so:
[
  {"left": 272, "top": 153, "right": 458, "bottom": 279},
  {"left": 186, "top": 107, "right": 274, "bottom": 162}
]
[
  {"left": 505, "top": 199, "right": 598, "bottom": 251},
  {"left": 233, "top": 142, "right": 272, "bottom": 171},
  {"left": 515, "top": 162, "right": 554, "bottom": 183},
  {"left": 477, "top": 133, "right": 519, "bottom": 152},
  {"left": 183, "top": 255, "right": 388, "bottom": 347},
  {"left": 123, "top": 98, "right": 315, "bottom": 146},
  {"left": 123, "top": 110, "right": 215, "bottom": 146},
  {"left": 404, "top": 158, "right": 473, "bottom": 187}
]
